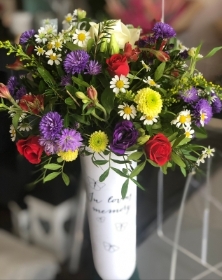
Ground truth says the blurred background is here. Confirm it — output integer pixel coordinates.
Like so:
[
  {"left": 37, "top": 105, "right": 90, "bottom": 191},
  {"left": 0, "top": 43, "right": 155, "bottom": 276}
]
[{"left": 0, "top": 0, "right": 222, "bottom": 279}]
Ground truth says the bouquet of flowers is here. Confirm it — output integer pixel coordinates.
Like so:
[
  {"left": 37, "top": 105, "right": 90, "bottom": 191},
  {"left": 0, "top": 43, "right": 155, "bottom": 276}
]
[{"left": 0, "top": 9, "right": 222, "bottom": 197}]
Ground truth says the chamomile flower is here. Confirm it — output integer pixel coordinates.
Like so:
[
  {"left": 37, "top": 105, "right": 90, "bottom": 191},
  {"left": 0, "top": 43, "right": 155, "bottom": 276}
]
[
  {"left": 9, "top": 124, "right": 16, "bottom": 141},
  {"left": 62, "top": 13, "right": 74, "bottom": 25},
  {"left": 110, "top": 75, "right": 129, "bottom": 94},
  {"left": 35, "top": 27, "right": 47, "bottom": 44},
  {"left": 118, "top": 103, "right": 137, "bottom": 120},
  {"left": 44, "top": 24, "right": 57, "bottom": 37},
  {"left": 141, "top": 60, "right": 151, "bottom": 72},
  {"left": 140, "top": 114, "right": 159, "bottom": 125},
  {"left": 196, "top": 154, "right": 206, "bottom": 166},
  {"left": 52, "top": 39, "right": 63, "bottom": 51},
  {"left": 203, "top": 146, "right": 215, "bottom": 158},
  {"left": 73, "top": 29, "right": 90, "bottom": 48},
  {"left": 88, "top": 131, "right": 108, "bottom": 153},
  {"left": 35, "top": 46, "right": 45, "bottom": 56},
  {"left": 45, "top": 50, "right": 62, "bottom": 65},
  {"left": 17, "top": 123, "right": 32, "bottom": 132},
  {"left": 184, "top": 126, "right": 194, "bottom": 138},
  {"left": 171, "top": 109, "right": 191, "bottom": 128},
  {"left": 143, "top": 76, "right": 160, "bottom": 88}
]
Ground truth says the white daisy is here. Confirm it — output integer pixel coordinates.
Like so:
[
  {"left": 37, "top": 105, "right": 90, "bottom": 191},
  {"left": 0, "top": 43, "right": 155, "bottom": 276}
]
[
  {"left": 35, "top": 27, "right": 47, "bottom": 44},
  {"left": 171, "top": 109, "right": 191, "bottom": 128},
  {"left": 9, "top": 124, "right": 16, "bottom": 141},
  {"left": 202, "top": 146, "right": 215, "bottom": 158},
  {"left": 118, "top": 103, "right": 137, "bottom": 120},
  {"left": 17, "top": 123, "right": 32, "bottom": 132},
  {"left": 196, "top": 155, "right": 206, "bottom": 166},
  {"left": 45, "top": 50, "right": 62, "bottom": 65},
  {"left": 63, "top": 13, "right": 75, "bottom": 25},
  {"left": 51, "top": 39, "right": 63, "bottom": 51},
  {"left": 19, "top": 112, "right": 27, "bottom": 122},
  {"left": 72, "top": 29, "right": 90, "bottom": 48},
  {"left": 35, "top": 46, "right": 45, "bottom": 56},
  {"left": 140, "top": 114, "right": 159, "bottom": 125},
  {"left": 184, "top": 126, "right": 194, "bottom": 138},
  {"left": 44, "top": 24, "right": 57, "bottom": 37},
  {"left": 110, "top": 75, "right": 129, "bottom": 94},
  {"left": 143, "top": 76, "right": 160, "bottom": 88}
]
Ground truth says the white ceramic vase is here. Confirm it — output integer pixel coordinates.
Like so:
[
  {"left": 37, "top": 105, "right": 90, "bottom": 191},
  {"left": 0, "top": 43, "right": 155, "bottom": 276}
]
[{"left": 80, "top": 152, "right": 137, "bottom": 280}]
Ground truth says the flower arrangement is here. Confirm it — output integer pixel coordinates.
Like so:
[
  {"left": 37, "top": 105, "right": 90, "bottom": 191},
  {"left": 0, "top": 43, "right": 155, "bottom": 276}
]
[{"left": 0, "top": 9, "right": 222, "bottom": 197}]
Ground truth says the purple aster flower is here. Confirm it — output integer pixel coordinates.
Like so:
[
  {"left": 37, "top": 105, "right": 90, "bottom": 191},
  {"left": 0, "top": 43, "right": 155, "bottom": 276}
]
[
  {"left": 180, "top": 87, "right": 199, "bottom": 103},
  {"left": 152, "top": 22, "right": 176, "bottom": 40},
  {"left": 39, "top": 111, "right": 63, "bottom": 140},
  {"left": 60, "top": 75, "right": 72, "bottom": 86},
  {"left": 19, "top": 29, "right": 36, "bottom": 45},
  {"left": 85, "top": 60, "right": 101, "bottom": 75},
  {"left": 39, "top": 138, "right": 59, "bottom": 155},
  {"left": 110, "top": 120, "right": 139, "bottom": 155},
  {"left": 63, "top": 50, "right": 90, "bottom": 75},
  {"left": 15, "top": 86, "right": 27, "bottom": 100},
  {"left": 193, "top": 99, "right": 213, "bottom": 127},
  {"left": 57, "top": 128, "right": 83, "bottom": 151},
  {"left": 211, "top": 92, "right": 222, "bottom": 114},
  {"left": 7, "top": 76, "right": 18, "bottom": 96}
]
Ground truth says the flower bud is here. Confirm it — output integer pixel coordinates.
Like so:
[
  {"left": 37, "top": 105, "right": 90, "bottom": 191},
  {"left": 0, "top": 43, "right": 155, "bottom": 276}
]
[
  {"left": 77, "top": 9, "right": 86, "bottom": 20},
  {"left": 137, "top": 135, "right": 150, "bottom": 145},
  {"left": 87, "top": 86, "right": 98, "bottom": 101},
  {"left": 100, "top": 38, "right": 108, "bottom": 53},
  {"left": 0, "top": 83, "right": 12, "bottom": 99},
  {"left": 147, "top": 48, "right": 170, "bottom": 62},
  {"left": 109, "top": 33, "right": 120, "bottom": 55},
  {"left": 75, "top": 91, "right": 87, "bottom": 100}
]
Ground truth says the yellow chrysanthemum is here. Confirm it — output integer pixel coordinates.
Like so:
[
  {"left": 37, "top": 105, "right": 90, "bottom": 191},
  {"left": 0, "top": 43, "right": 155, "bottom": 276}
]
[
  {"left": 134, "top": 87, "right": 163, "bottom": 117},
  {"left": 89, "top": 131, "right": 108, "bottom": 153},
  {"left": 57, "top": 150, "right": 78, "bottom": 162}
]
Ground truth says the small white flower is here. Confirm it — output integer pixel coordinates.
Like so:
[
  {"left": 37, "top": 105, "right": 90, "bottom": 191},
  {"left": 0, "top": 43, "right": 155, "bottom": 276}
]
[
  {"left": 202, "top": 146, "right": 215, "bottom": 158},
  {"left": 141, "top": 60, "right": 150, "bottom": 72},
  {"left": 35, "top": 46, "right": 45, "bottom": 56},
  {"left": 118, "top": 103, "right": 137, "bottom": 120},
  {"left": 140, "top": 114, "right": 159, "bottom": 125},
  {"left": 17, "top": 123, "right": 32, "bottom": 132},
  {"left": 45, "top": 49, "right": 62, "bottom": 65},
  {"left": 184, "top": 126, "right": 194, "bottom": 138},
  {"left": 199, "top": 109, "right": 208, "bottom": 127},
  {"left": 35, "top": 27, "right": 47, "bottom": 44},
  {"left": 44, "top": 24, "right": 57, "bottom": 37},
  {"left": 19, "top": 113, "right": 27, "bottom": 122},
  {"left": 51, "top": 39, "right": 63, "bottom": 51},
  {"left": 9, "top": 124, "right": 16, "bottom": 141},
  {"left": 196, "top": 155, "right": 206, "bottom": 166},
  {"left": 63, "top": 13, "right": 75, "bottom": 25},
  {"left": 143, "top": 76, "right": 160, "bottom": 88},
  {"left": 72, "top": 29, "right": 90, "bottom": 48},
  {"left": 110, "top": 75, "right": 129, "bottom": 94},
  {"left": 171, "top": 109, "right": 191, "bottom": 128}
]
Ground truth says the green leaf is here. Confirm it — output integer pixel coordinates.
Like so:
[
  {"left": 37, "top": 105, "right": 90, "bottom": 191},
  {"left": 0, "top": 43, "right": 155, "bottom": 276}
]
[
  {"left": 43, "top": 172, "right": 60, "bottom": 183},
  {"left": 168, "top": 132, "right": 178, "bottom": 142},
  {"left": 64, "top": 114, "right": 69, "bottom": 127},
  {"left": 205, "top": 46, "right": 222, "bottom": 58},
  {"left": 99, "top": 169, "right": 109, "bottom": 182},
  {"left": 72, "top": 76, "right": 89, "bottom": 88},
  {"left": 66, "top": 42, "right": 82, "bottom": 51},
  {"left": 62, "top": 172, "right": 70, "bottom": 186},
  {"left": 194, "top": 126, "right": 208, "bottom": 139},
  {"left": 171, "top": 152, "right": 186, "bottom": 168},
  {"left": 154, "top": 62, "right": 166, "bottom": 81},
  {"left": 57, "top": 157, "right": 63, "bottom": 163},
  {"left": 180, "top": 167, "right": 187, "bottom": 177},
  {"left": 65, "top": 97, "right": 76, "bottom": 106},
  {"left": 111, "top": 167, "right": 128, "bottom": 177},
  {"left": 147, "top": 159, "right": 159, "bottom": 167},
  {"left": 37, "top": 66, "right": 56, "bottom": 86},
  {"left": 121, "top": 179, "right": 129, "bottom": 199},
  {"left": 93, "top": 160, "right": 108, "bottom": 165},
  {"left": 72, "top": 114, "right": 90, "bottom": 125},
  {"left": 101, "top": 87, "right": 115, "bottom": 115},
  {"left": 128, "top": 151, "right": 143, "bottom": 161},
  {"left": 44, "top": 163, "right": 62, "bottom": 170},
  {"left": 173, "top": 134, "right": 186, "bottom": 148},
  {"left": 161, "top": 163, "right": 168, "bottom": 174},
  {"left": 130, "top": 161, "right": 146, "bottom": 178},
  {"left": 131, "top": 178, "right": 145, "bottom": 190},
  {"left": 12, "top": 113, "right": 20, "bottom": 129},
  {"left": 111, "top": 159, "right": 130, "bottom": 164}
]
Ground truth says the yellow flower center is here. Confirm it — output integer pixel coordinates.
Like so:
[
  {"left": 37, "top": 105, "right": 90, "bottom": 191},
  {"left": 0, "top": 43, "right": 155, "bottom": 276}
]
[
  {"left": 201, "top": 112, "right": 206, "bottom": 121},
  {"left": 50, "top": 54, "right": 57, "bottom": 61},
  {"left": 55, "top": 41, "right": 61, "bottom": 48},
  {"left": 66, "top": 15, "right": 72, "bottom": 23},
  {"left": 123, "top": 106, "right": 132, "bottom": 114},
  {"left": 37, "top": 47, "right": 44, "bottom": 54},
  {"left": 185, "top": 131, "right": 190, "bottom": 138},
  {"left": 149, "top": 80, "right": 156, "bottom": 86},
  {"left": 146, "top": 115, "right": 153, "bottom": 120},
  {"left": 179, "top": 115, "right": 187, "bottom": 124},
  {"left": 116, "top": 80, "right": 124, "bottom": 89},
  {"left": 47, "top": 42, "right": 53, "bottom": 50},
  {"left": 78, "top": 33, "right": 86, "bottom": 41}
]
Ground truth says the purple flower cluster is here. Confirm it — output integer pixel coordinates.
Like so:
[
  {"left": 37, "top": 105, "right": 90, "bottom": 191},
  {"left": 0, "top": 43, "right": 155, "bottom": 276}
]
[
  {"left": 152, "top": 22, "right": 176, "bottom": 40},
  {"left": 180, "top": 87, "right": 199, "bottom": 103},
  {"left": 39, "top": 112, "right": 82, "bottom": 154},
  {"left": 63, "top": 50, "right": 101, "bottom": 76},
  {"left": 193, "top": 99, "right": 213, "bottom": 127},
  {"left": 19, "top": 29, "right": 36, "bottom": 45},
  {"left": 110, "top": 120, "right": 139, "bottom": 155},
  {"left": 7, "top": 76, "right": 27, "bottom": 100},
  {"left": 211, "top": 92, "right": 222, "bottom": 114}
]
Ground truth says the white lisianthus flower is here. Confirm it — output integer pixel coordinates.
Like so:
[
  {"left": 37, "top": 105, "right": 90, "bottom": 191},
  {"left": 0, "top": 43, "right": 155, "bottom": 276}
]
[{"left": 89, "top": 20, "right": 140, "bottom": 49}]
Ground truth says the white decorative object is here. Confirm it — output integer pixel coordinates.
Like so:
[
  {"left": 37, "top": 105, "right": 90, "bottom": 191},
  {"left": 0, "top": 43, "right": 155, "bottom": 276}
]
[
  {"left": 80, "top": 152, "right": 137, "bottom": 280},
  {"left": 25, "top": 196, "right": 76, "bottom": 262}
]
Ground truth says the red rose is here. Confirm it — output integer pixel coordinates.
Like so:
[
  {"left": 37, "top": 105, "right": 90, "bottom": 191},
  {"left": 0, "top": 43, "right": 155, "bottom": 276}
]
[
  {"left": 19, "top": 94, "right": 44, "bottom": 114},
  {"left": 16, "top": 136, "right": 44, "bottom": 164},
  {"left": 106, "top": 54, "right": 129, "bottom": 76},
  {"left": 145, "top": 133, "right": 172, "bottom": 166}
]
